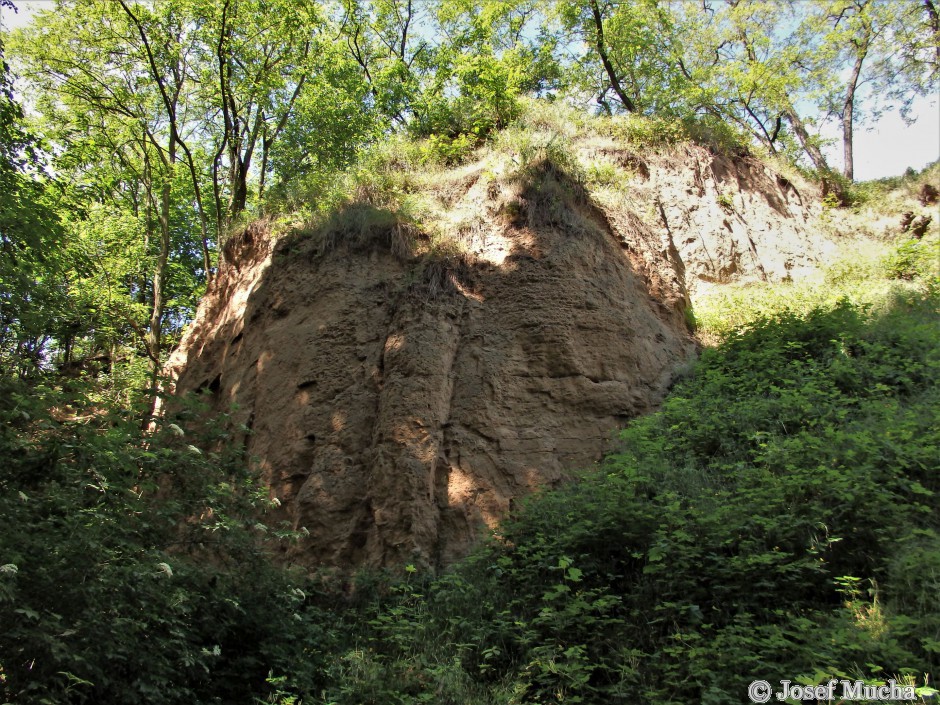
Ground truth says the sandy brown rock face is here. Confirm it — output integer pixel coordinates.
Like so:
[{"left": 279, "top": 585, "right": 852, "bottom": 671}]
[
  {"left": 588, "top": 143, "right": 830, "bottom": 299},
  {"left": 165, "top": 148, "right": 823, "bottom": 571}
]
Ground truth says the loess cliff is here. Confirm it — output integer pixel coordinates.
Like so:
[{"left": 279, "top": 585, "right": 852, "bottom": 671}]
[{"left": 164, "top": 138, "right": 829, "bottom": 571}]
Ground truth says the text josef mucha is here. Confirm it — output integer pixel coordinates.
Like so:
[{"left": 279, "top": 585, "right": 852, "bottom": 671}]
[{"left": 748, "top": 678, "right": 919, "bottom": 702}]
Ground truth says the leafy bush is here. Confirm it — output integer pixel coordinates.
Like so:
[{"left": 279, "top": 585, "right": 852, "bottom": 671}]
[
  {"left": 847, "top": 160, "right": 939, "bottom": 212},
  {"left": 884, "top": 238, "right": 939, "bottom": 281},
  {"left": 692, "top": 238, "right": 938, "bottom": 341},
  {"left": 422, "top": 132, "right": 478, "bottom": 166},
  {"left": 0, "top": 379, "right": 339, "bottom": 704},
  {"left": 608, "top": 113, "right": 688, "bottom": 149},
  {"left": 321, "top": 293, "right": 939, "bottom": 704}
]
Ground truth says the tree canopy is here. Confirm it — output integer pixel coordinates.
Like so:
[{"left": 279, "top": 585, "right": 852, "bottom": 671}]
[
  {"left": 1, "top": 0, "right": 935, "bottom": 384},
  {"left": 0, "top": 1, "right": 938, "bottom": 702}
]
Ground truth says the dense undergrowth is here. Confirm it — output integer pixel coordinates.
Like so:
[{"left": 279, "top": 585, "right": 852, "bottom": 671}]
[
  {"left": 320, "top": 290, "right": 939, "bottom": 705},
  {"left": 693, "top": 235, "right": 939, "bottom": 341},
  {"left": 693, "top": 161, "right": 940, "bottom": 341},
  {"left": 0, "top": 387, "right": 344, "bottom": 703},
  {"left": 3, "top": 284, "right": 938, "bottom": 703},
  {"left": 2, "top": 123, "right": 938, "bottom": 702}
]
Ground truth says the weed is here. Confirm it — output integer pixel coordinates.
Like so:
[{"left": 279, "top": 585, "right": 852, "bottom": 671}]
[
  {"left": 884, "top": 238, "right": 939, "bottom": 281},
  {"left": 693, "top": 234, "right": 938, "bottom": 341},
  {"left": 584, "top": 158, "right": 625, "bottom": 189},
  {"left": 717, "top": 190, "right": 735, "bottom": 213}
]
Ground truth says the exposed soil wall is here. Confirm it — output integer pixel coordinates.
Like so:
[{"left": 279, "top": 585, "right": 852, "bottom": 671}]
[{"left": 164, "top": 147, "right": 824, "bottom": 570}]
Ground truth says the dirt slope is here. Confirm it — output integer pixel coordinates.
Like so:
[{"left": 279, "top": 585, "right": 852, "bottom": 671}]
[{"left": 164, "top": 145, "right": 825, "bottom": 570}]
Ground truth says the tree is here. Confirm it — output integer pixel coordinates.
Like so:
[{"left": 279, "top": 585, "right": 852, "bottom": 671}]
[
  {"left": 553, "top": 0, "right": 688, "bottom": 115},
  {"left": 337, "top": 0, "right": 440, "bottom": 134},
  {"left": 803, "top": 0, "right": 939, "bottom": 180},
  {"left": 429, "top": 0, "right": 558, "bottom": 136},
  {"left": 192, "top": 0, "right": 330, "bottom": 223},
  {"left": 0, "top": 2, "right": 69, "bottom": 377},
  {"left": 9, "top": 1, "right": 216, "bottom": 406},
  {"left": 14, "top": 4, "right": 167, "bottom": 389},
  {"left": 9, "top": 0, "right": 354, "bottom": 402},
  {"left": 118, "top": 0, "right": 214, "bottom": 280}
]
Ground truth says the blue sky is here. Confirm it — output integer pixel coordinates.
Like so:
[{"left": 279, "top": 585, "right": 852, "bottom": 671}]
[{"left": 3, "top": 0, "right": 938, "bottom": 181}]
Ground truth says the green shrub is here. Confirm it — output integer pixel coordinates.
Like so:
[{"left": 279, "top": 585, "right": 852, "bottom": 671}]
[
  {"left": 609, "top": 113, "right": 688, "bottom": 149},
  {"left": 584, "top": 158, "right": 625, "bottom": 189},
  {"left": 0, "top": 379, "right": 339, "bottom": 704},
  {"left": 422, "top": 132, "right": 478, "bottom": 166},
  {"left": 884, "top": 238, "right": 938, "bottom": 281},
  {"left": 326, "top": 294, "right": 940, "bottom": 704}
]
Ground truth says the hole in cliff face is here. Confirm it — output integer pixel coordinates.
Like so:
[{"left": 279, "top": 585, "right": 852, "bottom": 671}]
[
  {"left": 196, "top": 374, "right": 222, "bottom": 396},
  {"left": 622, "top": 154, "right": 650, "bottom": 179},
  {"left": 346, "top": 501, "right": 374, "bottom": 555}
]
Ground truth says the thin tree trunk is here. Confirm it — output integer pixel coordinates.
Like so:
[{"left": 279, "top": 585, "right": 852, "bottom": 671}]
[
  {"left": 590, "top": 0, "right": 637, "bottom": 112},
  {"left": 784, "top": 108, "right": 829, "bottom": 174},
  {"left": 924, "top": 0, "right": 939, "bottom": 70},
  {"left": 784, "top": 106, "right": 848, "bottom": 203},
  {"left": 229, "top": 155, "right": 249, "bottom": 218},
  {"left": 842, "top": 49, "right": 867, "bottom": 181},
  {"left": 842, "top": 102, "right": 854, "bottom": 182},
  {"left": 147, "top": 204, "right": 169, "bottom": 416},
  {"left": 120, "top": 0, "right": 213, "bottom": 280},
  {"left": 180, "top": 146, "right": 213, "bottom": 282},
  {"left": 148, "top": 138, "right": 174, "bottom": 415},
  {"left": 258, "top": 69, "right": 308, "bottom": 203},
  {"left": 212, "top": 142, "right": 226, "bottom": 240}
]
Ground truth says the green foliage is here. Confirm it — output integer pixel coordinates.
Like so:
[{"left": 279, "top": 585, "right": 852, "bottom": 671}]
[
  {"left": 497, "top": 128, "right": 582, "bottom": 182},
  {"left": 692, "top": 237, "right": 938, "bottom": 341},
  {"left": 421, "top": 132, "right": 479, "bottom": 166},
  {"left": 0, "top": 31, "right": 69, "bottom": 377},
  {"left": 0, "top": 378, "right": 339, "bottom": 704},
  {"left": 410, "top": 0, "right": 559, "bottom": 146},
  {"left": 7, "top": 289, "right": 934, "bottom": 705},
  {"left": 716, "top": 190, "right": 735, "bottom": 213},
  {"left": 847, "top": 161, "right": 940, "bottom": 211},
  {"left": 609, "top": 113, "right": 688, "bottom": 149},
  {"left": 305, "top": 292, "right": 939, "bottom": 704},
  {"left": 4, "top": 3, "right": 940, "bottom": 702},
  {"left": 884, "top": 239, "right": 938, "bottom": 281}
]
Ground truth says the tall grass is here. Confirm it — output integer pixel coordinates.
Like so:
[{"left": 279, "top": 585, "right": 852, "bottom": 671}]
[{"left": 693, "top": 234, "right": 939, "bottom": 341}]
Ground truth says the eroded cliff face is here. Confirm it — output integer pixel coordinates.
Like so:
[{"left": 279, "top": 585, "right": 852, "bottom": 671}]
[
  {"left": 581, "top": 142, "right": 832, "bottom": 299},
  {"left": 165, "top": 146, "right": 823, "bottom": 570}
]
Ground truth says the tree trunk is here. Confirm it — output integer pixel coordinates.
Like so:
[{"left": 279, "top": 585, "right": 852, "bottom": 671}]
[
  {"left": 590, "top": 0, "right": 637, "bottom": 113},
  {"left": 784, "top": 108, "right": 829, "bottom": 174},
  {"left": 842, "top": 49, "right": 867, "bottom": 181},
  {"left": 842, "top": 103, "right": 854, "bottom": 182},
  {"left": 146, "top": 130, "right": 176, "bottom": 417},
  {"left": 924, "top": 0, "right": 940, "bottom": 70},
  {"left": 147, "top": 188, "right": 170, "bottom": 416},
  {"left": 229, "top": 155, "right": 248, "bottom": 219},
  {"left": 180, "top": 144, "right": 213, "bottom": 282},
  {"left": 120, "top": 0, "right": 213, "bottom": 279},
  {"left": 784, "top": 107, "right": 848, "bottom": 204}
]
